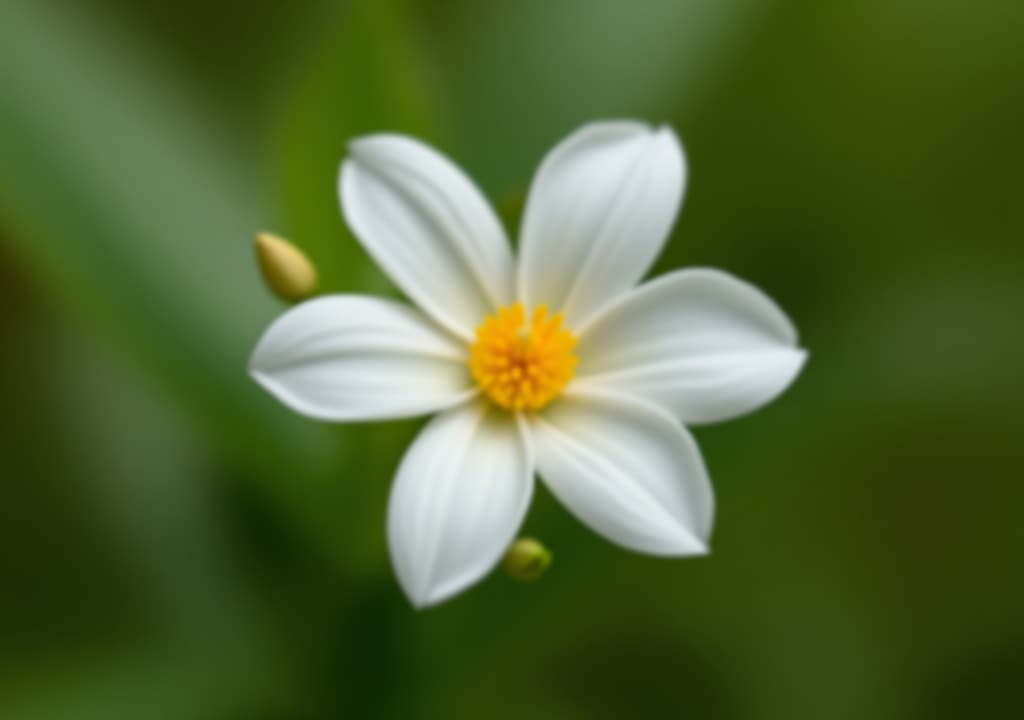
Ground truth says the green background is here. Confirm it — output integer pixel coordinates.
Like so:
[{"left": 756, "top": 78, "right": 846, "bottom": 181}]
[{"left": 1, "top": 1, "right": 1022, "bottom": 717}]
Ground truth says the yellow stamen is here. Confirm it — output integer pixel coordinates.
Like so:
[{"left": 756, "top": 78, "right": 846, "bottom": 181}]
[{"left": 470, "top": 303, "right": 577, "bottom": 412}]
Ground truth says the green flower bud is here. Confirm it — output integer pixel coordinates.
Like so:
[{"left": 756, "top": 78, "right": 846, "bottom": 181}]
[
  {"left": 503, "top": 537, "right": 553, "bottom": 582},
  {"left": 254, "top": 231, "right": 318, "bottom": 302}
]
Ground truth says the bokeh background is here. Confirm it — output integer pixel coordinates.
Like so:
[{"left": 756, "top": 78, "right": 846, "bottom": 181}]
[{"left": 2, "top": 1, "right": 1022, "bottom": 718}]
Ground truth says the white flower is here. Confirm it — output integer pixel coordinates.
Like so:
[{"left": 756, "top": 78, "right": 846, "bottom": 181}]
[{"left": 250, "top": 121, "right": 806, "bottom": 608}]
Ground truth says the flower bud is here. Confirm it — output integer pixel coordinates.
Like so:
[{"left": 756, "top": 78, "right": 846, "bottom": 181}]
[
  {"left": 254, "top": 231, "right": 318, "bottom": 302},
  {"left": 503, "top": 537, "right": 552, "bottom": 582}
]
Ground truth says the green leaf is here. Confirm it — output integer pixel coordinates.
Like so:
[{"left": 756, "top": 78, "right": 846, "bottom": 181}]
[
  {"left": 0, "top": 1, "right": 340, "bottom": 549},
  {"left": 420, "top": 0, "right": 768, "bottom": 194},
  {"left": 274, "top": 0, "right": 440, "bottom": 294}
]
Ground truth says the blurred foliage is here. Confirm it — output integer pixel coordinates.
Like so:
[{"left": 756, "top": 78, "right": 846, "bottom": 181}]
[{"left": 1, "top": 0, "right": 1023, "bottom": 718}]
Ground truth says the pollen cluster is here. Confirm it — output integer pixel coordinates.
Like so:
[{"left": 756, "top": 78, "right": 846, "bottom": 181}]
[{"left": 470, "top": 303, "right": 577, "bottom": 412}]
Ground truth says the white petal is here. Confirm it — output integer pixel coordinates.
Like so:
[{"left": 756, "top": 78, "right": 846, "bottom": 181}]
[
  {"left": 531, "top": 391, "right": 712, "bottom": 556},
  {"left": 388, "top": 403, "right": 533, "bottom": 608},
  {"left": 574, "top": 268, "right": 807, "bottom": 424},
  {"left": 250, "top": 295, "right": 473, "bottom": 421},
  {"left": 340, "top": 134, "right": 515, "bottom": 340},
  {"left": 518, "top": 121, "right": 686, "bottom": 328}
]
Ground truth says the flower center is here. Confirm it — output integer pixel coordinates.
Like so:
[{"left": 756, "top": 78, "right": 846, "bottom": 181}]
[{"left": 470, "top": 303, "right": 577, "bottom": 412}]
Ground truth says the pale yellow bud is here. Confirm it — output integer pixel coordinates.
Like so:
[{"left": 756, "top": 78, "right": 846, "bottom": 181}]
[
  {"left": 254, "top": 231, "right": 318, "bottom": 302},
  {"left": 503, "top": 537, "right": 553, "bottom": 582}
]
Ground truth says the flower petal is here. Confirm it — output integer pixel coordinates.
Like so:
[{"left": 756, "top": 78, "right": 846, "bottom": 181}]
[
  {"left": 574, "top": 268, "right": 806, "bottom": 424},
  {"left": 388, "top": 403, "right": 533, "bottom": 608},
  {"left": 518, "top": 121, "right": 686, "bottom": 328},
  {"left": 340, "top": 134, "right": 515, "bottom": 340},
  {"left": 250, "top": 295, "right": 473, "bottom": 421},
  {"left": 531, "top": 391, "right": 712, "bottom": 556}
]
